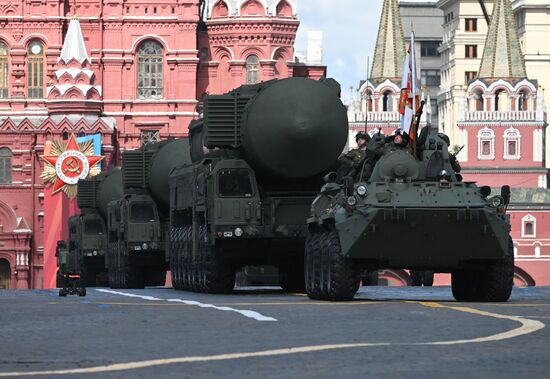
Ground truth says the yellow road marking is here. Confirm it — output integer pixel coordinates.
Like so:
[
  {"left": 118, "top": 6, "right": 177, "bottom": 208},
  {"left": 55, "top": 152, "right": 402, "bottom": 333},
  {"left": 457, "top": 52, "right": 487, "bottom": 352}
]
[{"left": 1, "top": 301, "right": 544, "bottom": 377}]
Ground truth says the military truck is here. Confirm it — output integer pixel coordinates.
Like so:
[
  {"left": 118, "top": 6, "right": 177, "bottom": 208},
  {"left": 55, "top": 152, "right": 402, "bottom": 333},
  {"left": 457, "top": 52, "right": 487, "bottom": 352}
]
[
  {"left": 106, "top": 139, "right": 192, "bottom": 289},
  {"left": 55, "top": 168, "right": 123, "bottom": 286},
  {"left": 306, "top": 127, "right": 514, "bottom": 302},
  {"left": 169, "top": 77, "right": 349, "bottom": 293}
]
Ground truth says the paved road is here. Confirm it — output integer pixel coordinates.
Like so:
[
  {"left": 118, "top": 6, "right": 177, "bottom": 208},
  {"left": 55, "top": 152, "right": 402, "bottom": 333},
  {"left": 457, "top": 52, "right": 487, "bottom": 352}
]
[{"left": 1, "top": 286, "right": 549, "bottom": 378}]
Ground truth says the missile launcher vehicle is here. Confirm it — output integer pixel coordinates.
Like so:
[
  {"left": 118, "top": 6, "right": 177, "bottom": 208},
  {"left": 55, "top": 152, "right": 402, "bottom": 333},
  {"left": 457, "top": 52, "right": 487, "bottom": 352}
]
[
  {"left": 56, "top": 168, "right": 123, "bottom": 287},
  {"left": 169, "top": 77, "right": 349, "bottom": 293},
  {"left": 107, "top": 139, "right": 192, "bottom": 289},
  {"left": 306, "top": 127, "right": 514, "bottom": 302}
]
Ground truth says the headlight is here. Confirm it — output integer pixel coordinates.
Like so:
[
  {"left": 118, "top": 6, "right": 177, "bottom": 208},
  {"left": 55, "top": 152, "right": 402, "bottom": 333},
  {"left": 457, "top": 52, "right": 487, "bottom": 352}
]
[
  {"left": 489, "top": 196, "right": 503, "bottom": 208},
  {"left": 93, "top": 250, "right": 98, "bottom": 256},
  {"left": 356, "top": 185, "right": 367, "bottom": 197},
  {"left": 142, "top": 243, "right": 148, "bottom": 250},
  {"left": 234, "top": 227, "right": 243, "bottom": 237},
  {"left": 347, "top": 196, "right": 357, "bottom": 206}
]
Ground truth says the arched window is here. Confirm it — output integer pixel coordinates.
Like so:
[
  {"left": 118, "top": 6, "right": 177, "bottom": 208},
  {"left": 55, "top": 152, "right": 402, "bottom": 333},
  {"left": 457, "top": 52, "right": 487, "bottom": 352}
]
[
  {"left": 276, "top": 0, "right": 293, "bottom": 17},
  {"left": 477, "top": 127, "right": 495, "bottom": 160},
  {"left": 522, "top": 214, "right": 536, "bottom": 237},
  {"left": 137, "top": 41, "right": 163, "bottom": 99},
  {"left": 246, "top": 55, "right": 260, "bottom": 84},
  {"left": 473, "top": 90, "right": 484, "bottom": 111},
  {"left": 0, "top": 42, "right": 8, "bottom": 98},
  {"left": 0, "top": 147, "right": 12, "bottom": 184},
  {"left": 0, "top": 259, "right": 11, "bottom": 289},
  {"left": 27, "top": 41, "right": 44, "bottom": 99},
  {"left": 212, "top": 0, "right": 229, "bottom": 17},
  {"left": 382, "top": 91, "right": 393, "bottom": 112},
  {"left": 518, "top": 90, "right": 529, "bottom": 111},
  {"left": 241, "top": 0, "right": 265, "bottom": 16},
  {"left": 366, "top": 90, "right": 373, "bottom": 112},
  {"left": 503, "top": 127, "right": 521, "bottom": 160}
]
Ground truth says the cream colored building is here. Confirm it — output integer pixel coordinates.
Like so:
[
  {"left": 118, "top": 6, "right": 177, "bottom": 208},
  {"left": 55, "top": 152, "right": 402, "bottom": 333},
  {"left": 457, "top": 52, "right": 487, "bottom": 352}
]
[
  {"left": 437, "top": 0, "right": 549, "bottom": 165},
  {"left": 513, "top": 0, "right": 550, "bottom": 164}
]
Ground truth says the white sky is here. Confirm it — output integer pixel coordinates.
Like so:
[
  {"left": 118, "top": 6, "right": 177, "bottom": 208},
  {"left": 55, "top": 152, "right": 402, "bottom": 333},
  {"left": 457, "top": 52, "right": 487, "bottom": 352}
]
[{"left": 295, "top": 0, "right": 439, "bottom": 104}]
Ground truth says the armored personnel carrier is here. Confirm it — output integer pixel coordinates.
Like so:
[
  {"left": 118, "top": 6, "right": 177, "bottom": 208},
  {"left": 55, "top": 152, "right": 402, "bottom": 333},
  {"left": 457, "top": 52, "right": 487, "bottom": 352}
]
[
  {"left": 107, "top": 139, "right": 192, "bottom": 289},
  {"left": 306, "top": 127, "right": 514, "bottom": 302},
  {"left": 169, "top": 77, "right": 348, "bottom": 293},
  {"left": 56, "top": 168, "right": 123, "bottom": 287}
]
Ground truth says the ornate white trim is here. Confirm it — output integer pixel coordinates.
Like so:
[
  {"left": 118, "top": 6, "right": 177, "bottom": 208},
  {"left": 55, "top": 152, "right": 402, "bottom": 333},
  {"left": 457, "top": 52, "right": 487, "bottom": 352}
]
[
  {"left": 477, "top": 127, "right": 495, "bottom": 160},
  {"left": 522, "top": 214, "right": 536, "bottom": 238},
  {"left": 503, "top": 126, "right": 521, "bottom": 160}
]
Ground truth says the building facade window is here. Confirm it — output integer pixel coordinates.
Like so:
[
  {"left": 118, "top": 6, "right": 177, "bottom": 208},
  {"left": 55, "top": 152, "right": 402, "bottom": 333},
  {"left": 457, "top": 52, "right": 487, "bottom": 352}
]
[
  {"left": 495, "top": 89, "right": 508, "bottom": 111},
  {"left": 472, "top": 89, "right": 484, "bottom": 111},
  {"left": 382, "top": 92, "right": 393, "bottom": 112},
  {"left": 420, "top": 41, "right": 440, "bottom": 57},
  {"left": 522, "top": 214, "right": 536, "bottom": 238},
  {"left": 421, "top": 70, "right": 440, "bottom": 86},
  {"left": 465, "top": 18, "right": 477, "bottom": 32},
  {"left": 137, "top": 41, "right": 163, "bottom": 99},
  {"left": 465, "top": 45, "right": 478, "bottom": 58},
  {"left": 503, "top": 127, "right": 521, "bottom": 160},
  {"left": 246, "top": 55, "right": 260, "bottom": 84},
  {"left": 140, "top": 130, "right": 160, "bottom": 146},
  {"left": 444, "top": 12, "right": 454, "bottom": 24},
  {"left": 27, "top": 41, "right": 44, "bottom": 99},
  {"left": 0, "top": 42, "right": 8, "bottom": 98},
  {"left": 465, "top": 71, "right": 477, "bottom": 84},
  {"left": 0, "top": 147, "right": 12, "bottom": 184},
  {"left": 516, "top": 10, "right": 525, "bottom": 29},
  {"left": 477, "top": 127, "right": 495, "bottom": 160},
  {"left": 430, "top": 98, "right": 438, "bottom": 115}
]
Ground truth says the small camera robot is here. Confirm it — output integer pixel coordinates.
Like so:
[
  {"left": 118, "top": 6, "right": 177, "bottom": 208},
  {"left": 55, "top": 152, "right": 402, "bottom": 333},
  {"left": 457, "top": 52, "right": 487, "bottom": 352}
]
[{"left": 59, "top": 273, "right": 86, "bottom": 297}]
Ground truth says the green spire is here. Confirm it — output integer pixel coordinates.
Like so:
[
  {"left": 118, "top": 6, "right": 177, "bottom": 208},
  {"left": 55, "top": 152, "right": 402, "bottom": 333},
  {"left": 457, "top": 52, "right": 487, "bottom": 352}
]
[
  {"left": 478, "top": 0, "right": 526, "bottom": 79},
  {"left": 370, "top": 0, "right": 406, "bottom": 81}
]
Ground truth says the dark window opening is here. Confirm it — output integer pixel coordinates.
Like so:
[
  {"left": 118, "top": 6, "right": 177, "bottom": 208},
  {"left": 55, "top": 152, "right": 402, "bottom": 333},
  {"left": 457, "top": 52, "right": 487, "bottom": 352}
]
[
  {"left": 481, "top": 140, "right": 491, "bottom": 156},
  {"left": 525, "top": 222, "right": 534, "bottom": 236},
  {"left": 218, "top": 169, "right": 254, "bottom": 197},
  {"left": 382, "top": 92, "right": 393, "bottom": 112},
  {"left": 421, "top": 41, "right": 441, "bottom": 57},
  {"left": 0, "top": 147, "right": 12, "bottom": 184},
  {"left": 465, "top": 18, "right": 477, "bottom": 32},
  {"left": 421, "top": 69, "right": 441, "bottom": 86},
  {"left": 465, "top": 71, "right": 477, "bottom": 84},
  {"left": 465, "top": 45, "right": 478, "bottom": 58},
  {"left": 508, "top": 140, "right": 517, "bottom": 156},
  {"left": 130, "top": 203, "right": 156, "bottom": 222}
]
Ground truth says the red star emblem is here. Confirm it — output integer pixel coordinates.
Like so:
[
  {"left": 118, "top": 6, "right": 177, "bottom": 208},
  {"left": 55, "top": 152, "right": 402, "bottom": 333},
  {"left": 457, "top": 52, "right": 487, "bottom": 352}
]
[{"left": 42, "top": 134, "right": 104, "bottom": 194}]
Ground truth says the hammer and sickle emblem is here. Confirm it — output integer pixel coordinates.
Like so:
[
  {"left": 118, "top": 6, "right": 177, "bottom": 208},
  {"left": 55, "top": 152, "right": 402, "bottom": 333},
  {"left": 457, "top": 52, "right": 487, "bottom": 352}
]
[{"left": 63, "top": 157, "right": 81, "bottom": 174}]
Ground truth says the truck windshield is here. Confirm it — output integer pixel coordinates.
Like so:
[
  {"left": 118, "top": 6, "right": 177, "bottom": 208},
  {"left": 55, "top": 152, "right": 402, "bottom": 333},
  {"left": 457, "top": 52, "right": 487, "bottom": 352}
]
[
  {"left": 218, "top": 169, "right": 254, "bottom": 197},
  {"left": 84, "top": 219, "right": 104, "bottom": 234},
  {"left": 130, "top": 203, "right": 156, "bottom": 222}
]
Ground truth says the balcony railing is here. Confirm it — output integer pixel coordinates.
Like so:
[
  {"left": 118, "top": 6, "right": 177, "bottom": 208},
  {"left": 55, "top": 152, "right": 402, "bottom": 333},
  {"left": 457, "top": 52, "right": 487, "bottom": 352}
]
[
  {"left": 348, "top": 111, "right": 401, "bottom": 123},
  {"left": 461, "top": 110, "right": 538, "bottom": 122}
]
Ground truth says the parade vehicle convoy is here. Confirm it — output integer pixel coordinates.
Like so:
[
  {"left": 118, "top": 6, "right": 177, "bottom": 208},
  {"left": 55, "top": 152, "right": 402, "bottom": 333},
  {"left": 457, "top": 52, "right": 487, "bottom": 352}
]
[
  {"left": 169, "top": 77, "right": 349, "bottom": 293},
  {"left": 55, "top": 168, "right": 123, "bottom": 287},
  {"left": 106, "top": 139, "right": 192, "bottom": 289},
  {"left": 305, "top": 126, "right": 514, "bottom": 302}
]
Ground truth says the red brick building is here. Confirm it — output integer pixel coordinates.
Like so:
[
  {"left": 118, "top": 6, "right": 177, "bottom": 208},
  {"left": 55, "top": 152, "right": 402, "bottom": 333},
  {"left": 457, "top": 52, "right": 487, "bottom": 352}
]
[{"left": 0, "top": 0, "right": 325, "bottom": 289}]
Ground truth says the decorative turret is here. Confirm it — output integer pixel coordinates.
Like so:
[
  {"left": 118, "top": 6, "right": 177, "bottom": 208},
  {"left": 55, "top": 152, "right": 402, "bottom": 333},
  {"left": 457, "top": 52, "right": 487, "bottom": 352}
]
[
  {"left": 46, "top": 17, "right": 102, "bottom": 115},
  {"left": 478, "top": 0, "right": 527, "bottom": 80},
  {"left": 370, "top": 0, "right": 406, "bottom": 83}
]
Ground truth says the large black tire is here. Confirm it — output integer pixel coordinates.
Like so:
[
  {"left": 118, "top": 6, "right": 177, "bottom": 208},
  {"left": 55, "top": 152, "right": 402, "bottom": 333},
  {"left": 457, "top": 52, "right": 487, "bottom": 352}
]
[
  {"left": 305, "top": 233, "right": 321, "bottom": 300},
  {"left": 200, "top": 226, "right": 235, "bottom": 294},
  {"left": 170, "top": 226, "right": 185, "bottom": 290},
  {"left": 452, "top": 237, "right": 514, "bottom": 302},
  {"left": 422, "top": 271, "right": 434, "bottom": 287},
  {"left": 306, "top": 230, "right": 360, "bottom": 301},
  {"left": 279, "top": 261, "right": 305, "bottom": 293}
]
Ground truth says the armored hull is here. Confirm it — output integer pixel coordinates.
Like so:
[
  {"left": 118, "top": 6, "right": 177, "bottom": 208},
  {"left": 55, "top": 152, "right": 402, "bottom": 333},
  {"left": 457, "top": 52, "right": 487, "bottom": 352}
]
[{"left": 306, "top": 129, "right": 514, "bottom": 302}]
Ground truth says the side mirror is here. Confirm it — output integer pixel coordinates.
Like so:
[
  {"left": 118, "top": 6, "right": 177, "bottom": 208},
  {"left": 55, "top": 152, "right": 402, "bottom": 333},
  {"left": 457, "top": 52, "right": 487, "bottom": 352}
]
[{"left": 501, "top": 185, "right": 511, "bottom": 205}]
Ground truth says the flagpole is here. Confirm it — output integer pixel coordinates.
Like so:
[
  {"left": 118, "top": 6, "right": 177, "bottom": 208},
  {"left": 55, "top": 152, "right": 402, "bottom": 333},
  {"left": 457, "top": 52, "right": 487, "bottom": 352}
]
[{"left": 364, "top": 55, "right": 370, "bottom": 133}]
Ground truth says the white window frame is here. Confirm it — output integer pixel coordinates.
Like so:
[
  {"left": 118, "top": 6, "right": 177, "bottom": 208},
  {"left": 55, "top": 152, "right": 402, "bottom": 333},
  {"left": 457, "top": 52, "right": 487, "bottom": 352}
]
[
  {"left": 503, "top": 127, "right": 521, "bottom": 160},
  {"left": 521, "top": 214, "right": 536, "bottom": 238},
  {"left": 477, "top": 127, "right": 495, "bottom": 160}
]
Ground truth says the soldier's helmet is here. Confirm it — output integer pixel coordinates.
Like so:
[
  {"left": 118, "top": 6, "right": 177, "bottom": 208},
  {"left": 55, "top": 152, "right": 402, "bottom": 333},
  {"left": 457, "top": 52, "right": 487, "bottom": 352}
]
[
  {"left": 355, "top": 131, "right": 370, "bottom": 143},
  {"left": 438, "top": 133, "right": 450, "bottom": 147}
]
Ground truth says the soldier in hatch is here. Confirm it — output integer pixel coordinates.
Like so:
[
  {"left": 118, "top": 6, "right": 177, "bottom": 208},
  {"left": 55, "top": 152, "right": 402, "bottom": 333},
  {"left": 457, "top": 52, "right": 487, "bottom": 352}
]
[{"left": 338, "top": 131, "right": 385, "bottom": 181}]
